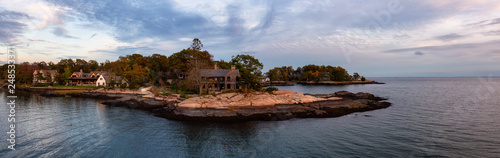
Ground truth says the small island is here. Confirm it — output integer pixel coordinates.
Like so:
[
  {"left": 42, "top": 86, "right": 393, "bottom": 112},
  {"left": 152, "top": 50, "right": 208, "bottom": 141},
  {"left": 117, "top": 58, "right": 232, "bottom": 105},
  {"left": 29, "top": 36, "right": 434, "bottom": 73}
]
[{"left": 76, "top": 89, "right": 391, "bottom": 123}]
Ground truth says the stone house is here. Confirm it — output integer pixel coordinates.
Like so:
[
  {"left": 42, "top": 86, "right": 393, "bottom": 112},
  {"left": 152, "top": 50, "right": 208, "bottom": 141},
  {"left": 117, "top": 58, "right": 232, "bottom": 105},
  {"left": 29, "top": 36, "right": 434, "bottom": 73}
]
[
  {"left": 33, "top": 70, "right": 58, "bottom": 83},
  {"left": 201, "top": 65, "right": 240, "bottom": 91}
]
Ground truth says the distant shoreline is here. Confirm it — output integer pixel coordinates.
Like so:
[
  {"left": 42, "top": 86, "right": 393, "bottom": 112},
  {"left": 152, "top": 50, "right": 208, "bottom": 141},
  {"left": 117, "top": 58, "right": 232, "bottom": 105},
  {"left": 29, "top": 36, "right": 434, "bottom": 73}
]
[{"left": 297, "top": 80, "right": 384, "bottom": 85}]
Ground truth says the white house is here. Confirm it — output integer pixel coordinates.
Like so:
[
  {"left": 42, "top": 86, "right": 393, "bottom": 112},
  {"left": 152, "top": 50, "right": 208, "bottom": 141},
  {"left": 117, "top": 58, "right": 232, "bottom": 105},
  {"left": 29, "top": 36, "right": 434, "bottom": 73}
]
[{"left": 96, "top": 75, "right": 128, "bottom": 87}]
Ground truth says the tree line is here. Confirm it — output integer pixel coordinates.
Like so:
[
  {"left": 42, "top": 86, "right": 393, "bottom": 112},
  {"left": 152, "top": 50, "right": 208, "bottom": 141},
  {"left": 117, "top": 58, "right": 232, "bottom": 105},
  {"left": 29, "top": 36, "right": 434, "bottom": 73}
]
[
  {"left": 2, "top": 38, "right": 365, "bottom": 92},
  {"left": 1, "top": 38, "right": 264, "bottom": 92},
  {"left": 265, "top": 64, "right": 364, "bottom": 82}
]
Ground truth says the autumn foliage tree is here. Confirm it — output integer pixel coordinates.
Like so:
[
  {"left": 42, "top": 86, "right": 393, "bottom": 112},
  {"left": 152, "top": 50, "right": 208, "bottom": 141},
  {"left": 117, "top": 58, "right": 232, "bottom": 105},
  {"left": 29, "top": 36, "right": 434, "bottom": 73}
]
[
  {"left": 266, "top": 64, "right": 354, "bottom": 82},
  {"left": 230, "top": 54, "right": 264, "bottom": 91}
]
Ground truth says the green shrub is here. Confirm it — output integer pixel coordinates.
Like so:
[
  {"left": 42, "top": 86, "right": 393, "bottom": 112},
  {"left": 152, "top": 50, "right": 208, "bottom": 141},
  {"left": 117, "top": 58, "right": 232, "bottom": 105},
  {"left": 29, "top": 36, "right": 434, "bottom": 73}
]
[
  {"left": 120, "top": 83, "right": 128, "bottom": 89},
  {"left": 361, "top": 76, "right": 366, "bottom": 81},
  {"left": 34, "top": 83, "right": 50, "bottom": 87},
  {"left": 265, "top": 87, "right": 279, "bottom": 94},
  {"left": 180, "top": 94, "right": 188, "bottom": 98},
  {"left": 179, "top": 91, "right": 194, "bottom": 95}
]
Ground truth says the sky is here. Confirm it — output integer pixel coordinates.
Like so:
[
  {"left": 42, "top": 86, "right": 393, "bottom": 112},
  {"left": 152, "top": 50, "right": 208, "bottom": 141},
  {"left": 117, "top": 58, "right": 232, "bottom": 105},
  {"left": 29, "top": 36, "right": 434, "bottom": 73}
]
[{"left": 1, "top": 0, "right": 500, "bottom": 77}]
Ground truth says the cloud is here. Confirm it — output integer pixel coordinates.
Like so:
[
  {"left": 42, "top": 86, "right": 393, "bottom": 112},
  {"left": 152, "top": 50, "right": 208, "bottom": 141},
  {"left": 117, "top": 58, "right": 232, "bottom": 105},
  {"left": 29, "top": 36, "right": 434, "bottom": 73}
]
[
  {"left": 414, "top": 51, "right": 425, "bottom": 55},
  {"left": 434, "top": 33, "right": 468, "bottom": 42},
  {"left": 385, "top": 40, "right": 500, "bottom": 57},
  {"left": 0, "top": 9, "right": 30, "bottom": 43},
  {"left": 56, "top": 55, "right": 87, "bottom": 59},
  {"left": 90, "top": 46, "right": 164, "bottom": 56},
  {"left": 89, "top": 33, "right": 97, "bottom": 39},
  {"left": 241, "top": 51, "right": 257, "bottom": 55},
  {"left": 484, "top": 17, "right": 500, "bottom": 26},
  {"left": 466, "top": 17, "right": 500, "bottom": 27},
  {"left": 45, "top": 0, "right": 212, "bottom": 42},
  {"left": 482, "top": 30, "right": 500, "bottom": 36},
  {"left": 52, "top": 27, "right": 78, "bottom": 38}
]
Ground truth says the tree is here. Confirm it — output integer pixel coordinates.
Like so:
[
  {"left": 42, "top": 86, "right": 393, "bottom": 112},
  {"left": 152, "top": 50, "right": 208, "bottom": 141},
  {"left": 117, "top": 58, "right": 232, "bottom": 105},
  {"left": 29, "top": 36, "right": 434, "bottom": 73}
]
[
  {"left": 185, "top": 38, "right": 211, "bottom": 95},
  {"left": 109, "top": 78, "right": 116, "bottom": 89},
  {"left": 215, "top": 60, "right": 232, "bottom": 69},
  {"left": 352, "top": 72, "right": 360, "bottom": 80},
  {"left": 75, "top": 59, "right": 88, "bottom": 72},
  {"left": 45, "top": 72, "right": 52, "bottom": 84},
  {"left": 266, "top": 68, "right": 281, "bottom": 81},
  {"left": 334, "top": 66, "right": 349, "bottom": 81},
  {"left": 168, "top": 49, "right": 214, "bottom": 73},
  {"left": 35, "top": 61, "right": 47, "bottom": 69},
  {"left": 87, "top": 60, "right": 100, "bottom": 71},
  {"left": 148, "top": 54, "right": 169, "bottom": 85},
  {"left": 36, "top": 72, "right": 45, "bottom": 83},
  {"left": 191, "top": 38, "right": 203, "bottom": 51},
  {"left": 186, "top": 59, "right": 207, "bottom": 95},
  {"left": 16, "top": 62, "right": 36, "bottom": 84},
  {"left": 48, "top": 61, "right": 55, "bottom": 69},
  {"left": 55, "top": 73, "right": 66, "bottom": 85},
  {"left": 124, "top": 63, "right": 150, "bottom": 89},
  {"left": 230, "top": 54, "right": 264, "bottom": 91}
]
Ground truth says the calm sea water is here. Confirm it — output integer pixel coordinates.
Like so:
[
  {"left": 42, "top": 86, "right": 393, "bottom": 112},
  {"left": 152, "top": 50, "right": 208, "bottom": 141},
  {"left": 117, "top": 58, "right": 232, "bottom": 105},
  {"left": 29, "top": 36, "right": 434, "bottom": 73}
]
[{"left": 1, "top": 78, "right": 500, "bottom": 157}]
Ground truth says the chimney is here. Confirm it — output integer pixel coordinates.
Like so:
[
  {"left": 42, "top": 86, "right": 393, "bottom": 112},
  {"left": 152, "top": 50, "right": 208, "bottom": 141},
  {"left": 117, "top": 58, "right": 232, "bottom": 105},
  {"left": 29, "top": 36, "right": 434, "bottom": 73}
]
[
  {"left": 231, "top": 65, "right": 235, "bottom": 70},
  {"left": 80, "top": 69, "right": 83, "bottom": 74},
  {"left": 214, "top": 64, "right": 218, "bottom": 70}
]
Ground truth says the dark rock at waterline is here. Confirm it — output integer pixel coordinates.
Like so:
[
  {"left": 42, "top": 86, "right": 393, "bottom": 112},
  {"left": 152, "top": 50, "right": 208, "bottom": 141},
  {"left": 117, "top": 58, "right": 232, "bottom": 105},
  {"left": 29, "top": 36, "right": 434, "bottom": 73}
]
[
  {"left": 40, "top": 92, "right": 122, "bottom": 99},
  {"left": 101, "top": 98, "right": 174, "bottom": 110},
  {"left": 40, "top": 92, "right": 64, "bottom": 97}
]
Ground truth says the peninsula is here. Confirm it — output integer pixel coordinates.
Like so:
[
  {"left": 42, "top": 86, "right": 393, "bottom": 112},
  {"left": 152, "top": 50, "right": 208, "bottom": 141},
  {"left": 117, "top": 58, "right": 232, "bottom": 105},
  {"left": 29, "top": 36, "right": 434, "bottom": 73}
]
[{"left": 68, "top": 89, "right": 391, "bottom": 123}]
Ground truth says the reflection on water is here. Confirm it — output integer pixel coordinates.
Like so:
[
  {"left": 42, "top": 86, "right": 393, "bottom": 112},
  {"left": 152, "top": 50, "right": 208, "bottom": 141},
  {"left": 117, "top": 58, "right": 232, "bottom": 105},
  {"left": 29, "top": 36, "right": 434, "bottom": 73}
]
[{"left": 1, "top": 78, "right": 500, "bottom": 157}]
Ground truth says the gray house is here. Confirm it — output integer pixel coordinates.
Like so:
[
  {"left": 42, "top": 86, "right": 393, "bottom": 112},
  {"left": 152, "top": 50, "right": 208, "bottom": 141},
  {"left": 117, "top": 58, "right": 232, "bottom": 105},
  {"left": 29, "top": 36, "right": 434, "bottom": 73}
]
[{"left": 201, "top": 65, "right": 240, "bottom": 91}]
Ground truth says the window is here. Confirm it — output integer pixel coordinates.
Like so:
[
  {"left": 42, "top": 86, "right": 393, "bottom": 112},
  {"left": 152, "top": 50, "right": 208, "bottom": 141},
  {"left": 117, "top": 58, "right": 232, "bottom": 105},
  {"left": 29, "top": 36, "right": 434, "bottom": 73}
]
[
  {"left": 100, "top": 78, "right": 103, "bottom": 80},
  {"left": 215, "top": 84, "right": 217, "bottom": 88},
  {"left": 227, "top": 84, "right": 231, "bottom": 89},
  {"left": 227, "top": 77, "right": 231, "bottom": 81}
]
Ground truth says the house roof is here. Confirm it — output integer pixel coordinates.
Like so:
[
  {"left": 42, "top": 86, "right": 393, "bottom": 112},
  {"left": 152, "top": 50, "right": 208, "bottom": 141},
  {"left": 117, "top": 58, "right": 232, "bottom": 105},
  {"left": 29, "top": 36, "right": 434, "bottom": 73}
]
[
  {"left": 101, "top": 75, "right": 125, "bottom": 84},
  {"left": 201, "top": 69, "right": 239, "bottom": 77},
  {"left": 68, "top": 71, "right": 109, "bottom": 79},
  {"left": 35, "top": 70, "right": 58, "bottom": 75}
]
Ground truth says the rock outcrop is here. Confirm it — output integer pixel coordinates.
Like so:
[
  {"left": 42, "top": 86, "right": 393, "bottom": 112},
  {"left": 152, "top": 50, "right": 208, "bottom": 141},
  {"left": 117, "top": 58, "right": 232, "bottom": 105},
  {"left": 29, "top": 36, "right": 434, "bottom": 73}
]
[
  {"left": 176, "top": 91, "right": 341, "bottom": 109},
  {"left": 152, "top": 90, "right": 391, "bottom": 122}
]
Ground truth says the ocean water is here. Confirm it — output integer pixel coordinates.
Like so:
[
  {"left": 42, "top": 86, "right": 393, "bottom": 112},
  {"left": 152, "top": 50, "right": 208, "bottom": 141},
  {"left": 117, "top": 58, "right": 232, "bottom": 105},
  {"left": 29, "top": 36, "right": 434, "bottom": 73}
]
[{"left": 1, "top": 77, "right": 499, "bottom": 157}]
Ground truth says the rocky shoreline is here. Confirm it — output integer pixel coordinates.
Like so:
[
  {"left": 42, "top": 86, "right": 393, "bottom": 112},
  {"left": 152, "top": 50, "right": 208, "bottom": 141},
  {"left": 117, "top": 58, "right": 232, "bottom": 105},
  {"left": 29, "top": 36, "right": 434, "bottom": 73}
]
[
  {"left": 153, "top": 91, "right": 390, "bottom": 122},
  {"left": 38, "top": 90, "right": 391, "bottom": 123}
]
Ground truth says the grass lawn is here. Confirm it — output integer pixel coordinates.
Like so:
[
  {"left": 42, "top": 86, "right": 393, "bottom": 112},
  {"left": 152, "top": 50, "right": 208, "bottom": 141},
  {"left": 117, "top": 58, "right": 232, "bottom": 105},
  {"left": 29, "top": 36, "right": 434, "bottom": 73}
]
[
  {"left": 53, "top": 90, "right": 88, "bottom": 95},
  {"left": 50, "top": 85, "right": 96, "bottom": 89}
]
